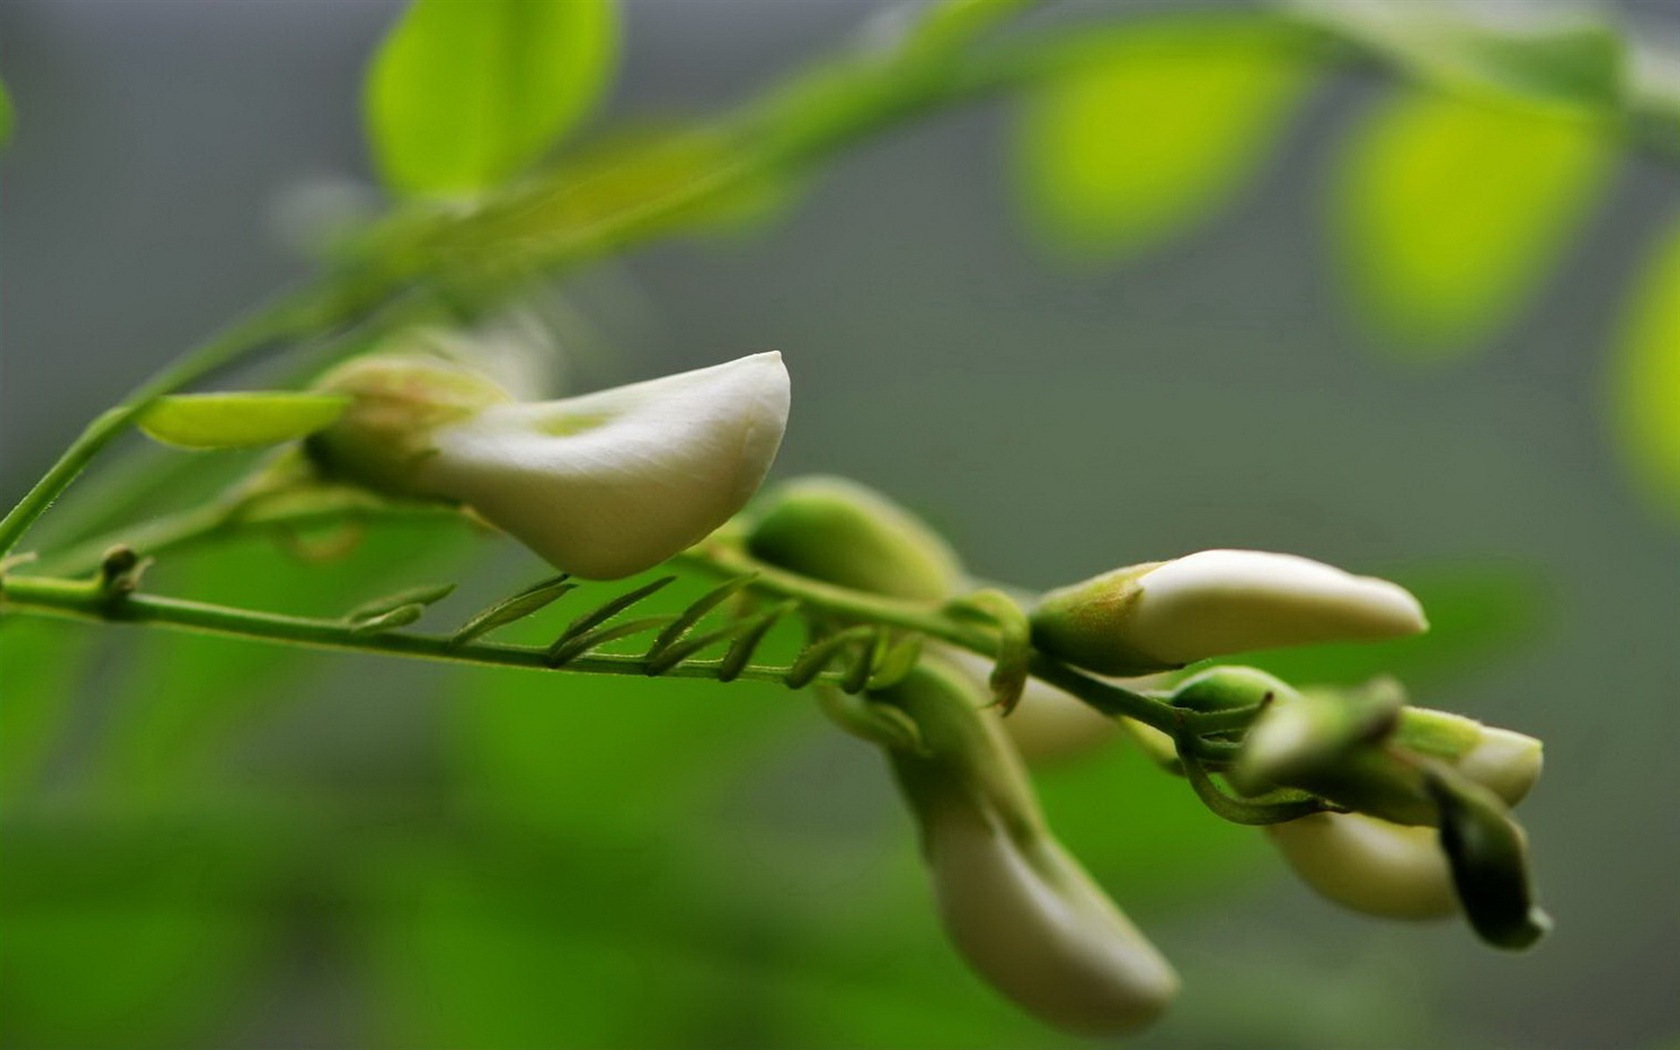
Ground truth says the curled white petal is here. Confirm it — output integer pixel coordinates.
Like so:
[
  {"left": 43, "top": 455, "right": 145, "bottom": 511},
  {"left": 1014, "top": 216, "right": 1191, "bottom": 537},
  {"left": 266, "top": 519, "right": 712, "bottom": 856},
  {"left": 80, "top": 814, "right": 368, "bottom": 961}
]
[
  {"left": 420, "top": 352, "right": 789, "bottom": 578},
  {"left": 1129, "top": 550, "right": 1428, "bottom": 665},
  {"left": 923, "top": 799, "right": 1180, "bottom": 1035},
  {"left": 1265, "top": 812, "right": 1458, "bottom": 920}
]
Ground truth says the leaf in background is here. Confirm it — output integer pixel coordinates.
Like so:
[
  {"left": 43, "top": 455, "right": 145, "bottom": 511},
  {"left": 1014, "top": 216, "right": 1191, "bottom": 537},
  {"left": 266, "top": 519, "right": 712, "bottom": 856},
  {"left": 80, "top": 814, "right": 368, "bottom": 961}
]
[
  {"left": 92, "top": 522, "right": 476, "bottom": 799},
  {"left": 1609, "top": 213, "right": 1680, "bottom": 527},
  {"left": 0, "top": 619, "right": 95, "bottom": 802},
  {"left": 136, "top": 392, "right": 349, "bottom": 450},
  {"left": 1, "top": 75, "right": 14, "bottom": 147},
  {"left": 1217, "top": 561, "right": 1546, "bottom": 696},
  {"left": 365, "top": 0, "right": 618, "bottom": 196},
  {"left": 1288, "top": 0, "right": 1625, "bottom": 115},
  {"left": 1334, "top": 88, "right": 1613, "bottom": 357},
  {"left": 0, "top": 825, "right": 272, "bottom": 1050},
  {"left": 1016, "top": 14, "right": 1318, "bottom": 260}
]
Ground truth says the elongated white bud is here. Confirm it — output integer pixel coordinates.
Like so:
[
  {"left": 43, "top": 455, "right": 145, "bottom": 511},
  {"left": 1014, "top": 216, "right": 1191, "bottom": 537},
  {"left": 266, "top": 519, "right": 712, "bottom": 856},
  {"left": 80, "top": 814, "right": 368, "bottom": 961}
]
[
  {"left": 311, "top": 351, "right": 790, "bottom": 578},
  {"left": 1399, "top": 707, "right": 1543, "bottom": 807},
  {"left": 886, "top": 664, "right": 1179, "bottom": 1035},
  {"left": 1031, "top": 550, "right": 1427, "bottom": 674},
  {"left": 1265, "top": 813, "right": 1459, "bottom": 920}
]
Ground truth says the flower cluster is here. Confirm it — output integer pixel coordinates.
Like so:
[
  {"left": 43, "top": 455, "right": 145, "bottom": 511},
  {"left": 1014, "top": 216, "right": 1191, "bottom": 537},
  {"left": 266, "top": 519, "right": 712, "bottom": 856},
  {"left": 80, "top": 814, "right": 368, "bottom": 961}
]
[{"left": 306, "top": 346, "right": 1548, "bottom": 1036}]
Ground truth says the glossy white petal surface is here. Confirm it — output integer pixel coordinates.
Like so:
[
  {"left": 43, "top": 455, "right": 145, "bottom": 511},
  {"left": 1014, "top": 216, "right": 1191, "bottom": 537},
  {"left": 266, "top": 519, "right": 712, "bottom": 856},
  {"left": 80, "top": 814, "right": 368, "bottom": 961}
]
[
  {"left": 1129, "top": 549, "right": 1427, "bottom": 664},
  {"left": 422, "top": 351, "right": 789, "bottom": 578},
  {"left": 1266, "top": 812, "right": 1458, "bottom": 920}
]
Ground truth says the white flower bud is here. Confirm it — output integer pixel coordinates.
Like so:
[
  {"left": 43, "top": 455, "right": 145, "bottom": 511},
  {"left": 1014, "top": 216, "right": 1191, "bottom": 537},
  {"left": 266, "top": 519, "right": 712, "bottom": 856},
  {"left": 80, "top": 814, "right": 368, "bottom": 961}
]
[
  {"left": 1265, "top": 813, "right": 1459, "bottom": 920},
  {"left": 312, "top": 351, "right": 790, "bottom": 578},
  {"left": 886, "top": 663, "right": 1179, "bottom": 1035},
  {"left": 1400, "top": 708, "right": 1543, "bottom": 807},
  {"left": 938, "top": 648, "right": 1123, "bottom": 764},
  {"left": 1031, "top": 550, "right": 1428, "bottom": 674}
]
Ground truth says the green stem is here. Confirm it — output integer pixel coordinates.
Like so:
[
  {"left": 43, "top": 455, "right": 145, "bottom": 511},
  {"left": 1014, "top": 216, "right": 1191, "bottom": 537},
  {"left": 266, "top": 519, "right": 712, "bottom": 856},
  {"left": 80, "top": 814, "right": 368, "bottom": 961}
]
[{"left": 0, "top": 572, "right": 837, "bottom": 690}]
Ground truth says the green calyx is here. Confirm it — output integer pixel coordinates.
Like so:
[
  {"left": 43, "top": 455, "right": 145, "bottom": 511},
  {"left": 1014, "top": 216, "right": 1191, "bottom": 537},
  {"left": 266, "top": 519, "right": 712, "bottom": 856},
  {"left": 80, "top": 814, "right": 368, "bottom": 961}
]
[
  {"left": 305, "top": 352, "right": 513, "bottom": 496},
  {"left": 1027, "top": 562, "right": 1171, "bottom": 675}
]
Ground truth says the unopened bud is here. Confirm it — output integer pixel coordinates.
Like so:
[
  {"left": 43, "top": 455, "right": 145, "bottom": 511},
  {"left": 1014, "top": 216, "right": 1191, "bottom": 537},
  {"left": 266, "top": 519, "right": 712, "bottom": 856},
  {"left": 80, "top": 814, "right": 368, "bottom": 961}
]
[
  {"left": 1425, "top": 768, "right": 1552, "bottom": 950},
  {"left": 940, "top": 648, "right": 1124, "bottom": 763},
  {"left": 1265, "top": 812, "right": 1459, "bottom": 920},
  {"left": 746, "top": 476, "right": 965, "bottom": 601},
  {"left": 883, "top": 664, "right": 1179, "bottom": 1035},
  {"left": 1234, "top": 677, "right": 1405, "bottom": 794},
  {"left": 310, "top": 351, "right": 790, "bottom": 579},
  {"left": 1398, "top": 708, "right": 1543, "bottom": 806},
  {"left": 1031, "top": 550, "right": 1427, "bottom": 675}
]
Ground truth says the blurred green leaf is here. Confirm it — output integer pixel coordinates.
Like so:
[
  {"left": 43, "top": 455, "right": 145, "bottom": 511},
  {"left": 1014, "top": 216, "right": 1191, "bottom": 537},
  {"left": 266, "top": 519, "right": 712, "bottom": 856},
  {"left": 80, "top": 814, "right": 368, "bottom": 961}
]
[
  {"left": 0, "top": 826, "right": 271, "bottom": 1050},
  {"left": 1220, "top": 561, "right": 1545, "bottom": 696},
  {"left": 136, "top": 392, "right": 349, "bottom": 450},
  {"left": 1609, "top": 212, "right": 1680, "bottom": 527},
  {"left": 0, "top": 619, "right": 95, "bottom": 801},
  {"left": 93, "top": 522, "right": 476, "bottom": 799},
  {"left": 1016, "top": 14, "right": 1318, "bottom": 260},
  {"left": 1290, "top": 0, "right": 1626, "bottom": 115},
  {"left": 1335, "top": 88, "right": 1613, "bottom": 356},
  {"left": 1, "top": 75, "right": 14, "bottom": 147},
  {"left": 365, "top": 0, "right": 618, "bottom": 196}
]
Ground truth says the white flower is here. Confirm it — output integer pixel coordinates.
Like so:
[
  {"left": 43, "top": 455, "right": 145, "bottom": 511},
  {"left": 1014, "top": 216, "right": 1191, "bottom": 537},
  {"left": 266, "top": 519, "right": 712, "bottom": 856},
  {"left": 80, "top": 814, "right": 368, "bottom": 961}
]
[
  {"left": 1031, "top": 549, "right": 1428, "bottom": 674},
  {"left": 313, "top": 351, "right": 790, "bottom": 578},
  {"left": 1265, "top": 813, "right": 1459, "bottom": 920}
]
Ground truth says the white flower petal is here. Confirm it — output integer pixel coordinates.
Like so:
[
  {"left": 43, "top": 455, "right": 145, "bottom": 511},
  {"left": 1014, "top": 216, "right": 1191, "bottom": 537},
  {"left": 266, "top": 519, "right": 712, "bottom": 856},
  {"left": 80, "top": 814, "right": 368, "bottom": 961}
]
[
  {"left": 1129, "top": 549, "right": 1427, "bottom": 665},
  {"left": 1265, "top": 812, "right": 1458, "bottom": 920},
  {"left": 421, "top": 351, "right": 789, "bottom": 578},
  {"left": 1456, "top": 726, "right": 1543, "bottom": 807}
]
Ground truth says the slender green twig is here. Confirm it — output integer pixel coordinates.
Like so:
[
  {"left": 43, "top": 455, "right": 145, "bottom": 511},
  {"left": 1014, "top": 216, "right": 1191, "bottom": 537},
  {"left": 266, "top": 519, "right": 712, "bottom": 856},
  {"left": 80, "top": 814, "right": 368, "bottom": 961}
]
[{"left": 0, "top": 573, "right": 841, "bottom": 690}]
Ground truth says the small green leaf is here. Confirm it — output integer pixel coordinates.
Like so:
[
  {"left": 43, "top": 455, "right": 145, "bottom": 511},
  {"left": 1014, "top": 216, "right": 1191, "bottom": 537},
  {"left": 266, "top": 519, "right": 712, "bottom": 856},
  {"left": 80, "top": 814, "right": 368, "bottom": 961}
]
[
  {"left": 1016, "top": 14, "right": 1318, "bottom": 260},
  {"left": 1609, "top": 213, "right": 1680, "bottom": 526},
  {"left": 136, "top": 393, "right": 349, "bottom": 450},
  {"left": 347, "top": 582, "right": 457, "bottom": 623},
  {"left": 449, "top": 573, "right": 575, "bottom": 649},
  {"left": 1335, "top": 88, "right": 1613, "bottom": 357},
  {"left": 1290, "top": 0, "right": 1625, "bottom": 116},
  {"left": 365, "top": 0, "right": 618, "bottom": 196}
]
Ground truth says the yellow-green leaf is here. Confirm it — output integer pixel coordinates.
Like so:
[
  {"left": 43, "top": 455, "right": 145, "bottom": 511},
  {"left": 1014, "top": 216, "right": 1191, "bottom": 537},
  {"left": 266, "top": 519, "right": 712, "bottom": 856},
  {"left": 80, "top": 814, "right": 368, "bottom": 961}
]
[
  {"left": 365, "top": 0, "right": 618, "bottom": 196},
  {"left": 1610, "top": 214, "right": 1680, "bottom": 526},
  {"left": 1334, "top": 88, "right": 1614, "bottom": 357},
  {"left": 136, "top": 393, "right": 349, "bottom": 450},
  {"left": 1016, "top": 15, "right": 1318, "bottom": 260}
]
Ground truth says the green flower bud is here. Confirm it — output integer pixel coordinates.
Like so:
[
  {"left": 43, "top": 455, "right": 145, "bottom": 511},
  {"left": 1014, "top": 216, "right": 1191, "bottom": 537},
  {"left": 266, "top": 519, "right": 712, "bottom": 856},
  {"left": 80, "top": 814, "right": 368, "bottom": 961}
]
[
  {"left": 1425, "top": 768, "right": 1552, "bottom": 950},
  {"left": 1234, "top": 677, "right": 1405, "bottom": 795},
  {"left": 309, "top": 351, "right": 790, "bottom": 579},
  {"left": 745, "top": 476, "right": 965, "bottom": 601},
  {"left": 1031, "top": 550, "right": 1427, "bottom": 675},
  {"left": 882, "top": 663, "right": 1180, "bottom": 1035},
  {"left": 1397, "top": 708, "right": 1543, "bottom": 806},
  {"left": 1265, "top": 812, "right": 1459, "bottom": 920}
]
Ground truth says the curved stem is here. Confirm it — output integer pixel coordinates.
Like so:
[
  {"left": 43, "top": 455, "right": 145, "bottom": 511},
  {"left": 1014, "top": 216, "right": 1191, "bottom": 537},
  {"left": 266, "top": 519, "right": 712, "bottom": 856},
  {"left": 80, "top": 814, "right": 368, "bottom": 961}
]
[{"left": 0, "top": 573, "right": 839, "bottom": 690}]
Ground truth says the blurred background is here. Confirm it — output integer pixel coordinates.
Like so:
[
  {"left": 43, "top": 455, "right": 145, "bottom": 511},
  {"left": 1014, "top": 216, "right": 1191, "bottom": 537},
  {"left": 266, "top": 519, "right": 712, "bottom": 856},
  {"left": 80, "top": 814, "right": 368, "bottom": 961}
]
[{"left": 2, "top": 1, "right": 1678, "bottom": 1048}]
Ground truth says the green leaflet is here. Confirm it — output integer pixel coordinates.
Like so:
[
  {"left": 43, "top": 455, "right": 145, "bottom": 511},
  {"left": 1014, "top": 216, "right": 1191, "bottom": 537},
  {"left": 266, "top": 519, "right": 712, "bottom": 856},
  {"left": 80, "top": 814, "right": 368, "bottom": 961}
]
[
  {"left": 1334, "top": 88, "right": 1614, "bottom": 357},
  {"left": 1016, "top": 13, "right": 1318, "bottom": 260},
  {"left": 365, "top": 0, "right": 618, "bottom": 196},
  {"left": 136, "top": 393, "right": 349, "bottom": 450},
  {"left": 1609, "top": 213, "right": 1680, "bottom": 527}
]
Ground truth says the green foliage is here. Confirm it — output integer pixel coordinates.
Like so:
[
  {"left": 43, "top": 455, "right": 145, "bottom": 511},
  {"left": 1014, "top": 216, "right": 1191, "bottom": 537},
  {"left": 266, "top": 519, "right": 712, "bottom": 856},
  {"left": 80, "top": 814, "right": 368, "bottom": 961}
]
[
  {"left": 1334, "top": 88, "right": 1613, "bottom": 356},
  {"left": 137, "top": 392, "right": 350, "bottom": 450},
  {"left": 365, "top": 0, "right": 618, "bottom": 196},
  {"left": 0, "top": 75, "right": 14, "bottom": 147},
  {"left": 1017, "top": 14, "right": 1318, "bottom": 260},
  {"left": 1291, "top": 0, "right": 1626, "bottom": 115},
  {"left": 0, "top": 826, "right": 274, "bottom": 1050},
  {"left": 1610, "top": 213, "right": 1680, "bottom": 526},
  {"left": 0, "top": 619, "right": 94, "bottom": 801}
]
